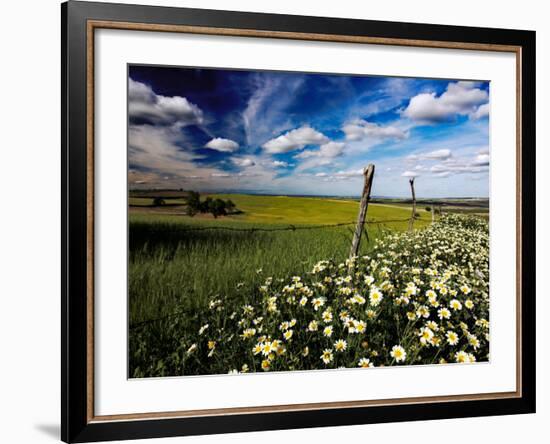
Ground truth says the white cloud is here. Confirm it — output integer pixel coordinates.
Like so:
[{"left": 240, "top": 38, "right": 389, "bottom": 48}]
[
  {"left": 242, "top": 75, "right": 305, "bottom": 147},
  {"left": 309, "top": 168, "right": 365, "bottom": 182},
  {"left": 262, "top": 126, "right": 329, "bottom": 153},
  {"left": 319, "top": 141, "right": 346, "bottom": 158},
  {"left": 294, "top": 141, "right": 346, "bottom": 172},
  {"left": 471, "top": 103, "right": 490, "bottom": 120},
  {"left": 128, "top": 78, "right": 203, "bottom": 126},
  {"left": 295, "top": 141, "right": 345, "bottom": 159},
  {"left": 128, "top": 78, "right": 156, "bottom": 103},
  {"left": 128, "top": 124, "right": 236, "bottom": 189},
  {"left": 294, "top": 151, "right": 317, "bottom": 159},
  {"left": 402, "top": 171, "right": 420, "bottom": 178},
  {"left": 342, "top": 119, "right": 407, "bottom": 142},
  {"left": 322, "top": 168, "right": 363, "bottom": 182},
  {"left": 272, "top": 160, "right": 289, "bottom": 168},
  {"left": 233, "top": 157, "right": 255, "bottom": 167},
  {"left": 424, "top": 149, "right": 452, "bottom": 160},
  {"left": 403, "top": 81, "right": 488, "bottom": 123},
  {"left": 429, "top": 152, "right": 490, "bottom": 175},
  {"left": 129, "top": 125, "right": 198, "bottom": 171},
  {"left": 205, "top": 137, "right": 239, "bottom": 152},
  {"left": 406, "top": 149, "right": 453, "bottom": 164},
  {"left": 472, "top": 154, "right": 490, "bottom": 166},
  {"left": 425, "top": 149, "right": 452, "bottom": 160},
  {"left": 335, "top": 169, "right": 364, "bottom": 177}
]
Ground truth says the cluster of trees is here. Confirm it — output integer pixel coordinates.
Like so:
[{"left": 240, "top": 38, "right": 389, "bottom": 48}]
[{"left": 186, "top": 191, "right": 236, "bottom": 218}]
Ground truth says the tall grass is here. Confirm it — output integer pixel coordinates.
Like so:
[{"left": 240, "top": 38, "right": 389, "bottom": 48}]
[{"left": 129, "top": 220, "right": 388, "bottom": 325}]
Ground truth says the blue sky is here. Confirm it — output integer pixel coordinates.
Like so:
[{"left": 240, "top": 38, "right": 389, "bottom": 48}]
[{"left": 128, "top": 65, "right": 490, "bottom": 198}]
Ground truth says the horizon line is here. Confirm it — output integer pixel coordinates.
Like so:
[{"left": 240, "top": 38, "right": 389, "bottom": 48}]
[{"left": 128, "top": 188, "right": 489, "bottom": 200}]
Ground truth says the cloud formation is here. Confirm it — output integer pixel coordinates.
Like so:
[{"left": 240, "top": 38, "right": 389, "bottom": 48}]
[
  {"left": 429, "top": 158, "right": 489, "bottom": 175},
  {"left": 295, "top": 141, "right": 345, "bottom": 159},
  {"left": 471, "top": 103, "right": 490, "bottom": 120},
  {"left": 128, "top": 78, "right": 203, "bottom": 126},
  {"left": 342, "top": 119, "right": 408, "bottom": 142},
  {"left": 320, "top": 169, "right": 366, "bottom": 182},
  {"left": 472, "top": 154, "right": 490, "bottom": 166},
  {"left": 407, "top": 149, "right": 453, "bottom": 162},
  {"left": 403, "top": 81, "right": 488, "bottom": 123},
  {"left": 232, "top": 157, "right": 256, "bottom": 167},
  {"left": 293, "top": 141, "right": 346, "bottom": 172},
  {"left": 262, "top": 126, "right": 329, "bottom": 154},
  {"left": 205, "top": 137, "right": 239, "bottom": 152}
]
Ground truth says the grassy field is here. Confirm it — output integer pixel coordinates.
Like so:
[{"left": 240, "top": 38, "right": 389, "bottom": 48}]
[
  {"left": 370, "top": 197, "right": 489, "bottom": 219},
  {"left": 129, "top": 194, "right": 432, "bottom": 325}
]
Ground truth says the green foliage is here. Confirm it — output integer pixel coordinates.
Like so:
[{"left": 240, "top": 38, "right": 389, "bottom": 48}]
[
  {"left": 185, "top": 191, "right": 236, "bottom": 218},
  {"left": 152, "top": 197, "right": 165, "bottom": 207},
  {"left": 186, "top": 191, "right": 201, "bottom": 216}
]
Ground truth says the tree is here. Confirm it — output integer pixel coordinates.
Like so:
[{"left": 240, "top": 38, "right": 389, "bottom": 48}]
[
  {"left": 153, "top": 197, "right": 165, "bottom": 207},
  {"left": 209, "top": 199, "right": 228, "bottom": 218},
  {"left": 201, "top": 197, "right": 213, "bottom": 214},
  {"left": 186, "top": 191, "right": 201, "bottom": 216},
  {"left": 225, "top": 199, "right": 236, "bottom": 214}
]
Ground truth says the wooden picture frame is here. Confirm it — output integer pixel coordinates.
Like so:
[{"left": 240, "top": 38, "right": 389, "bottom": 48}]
[{"left": 62, "top": 1, "right": 536, "bottom": 442}]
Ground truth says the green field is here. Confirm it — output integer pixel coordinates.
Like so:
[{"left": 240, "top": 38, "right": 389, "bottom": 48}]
[{"left": 129, "top": 194, "right": 432, "bottom": 326}]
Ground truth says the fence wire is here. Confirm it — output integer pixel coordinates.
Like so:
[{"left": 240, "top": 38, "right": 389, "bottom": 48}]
[{"left": 135, "top": 218, "right": 413, "bottom": 234}]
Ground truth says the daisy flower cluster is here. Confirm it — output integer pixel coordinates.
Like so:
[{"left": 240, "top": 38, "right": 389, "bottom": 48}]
[{"left": 138, "top": 214, "right": 490, "bottom": 376}]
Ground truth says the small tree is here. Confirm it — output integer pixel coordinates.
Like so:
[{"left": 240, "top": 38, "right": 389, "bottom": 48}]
[
  {"left": 225, "top": 199, "right": 236, "bottom": 214},
  {"left": 186, "top": 191, "right": 201, "bottom": 216},
  {"left": 201, "top": 197, "right": 213, "bottom": 214},
  {"left": 209, "top": 199, "right": 227, "bottom": 218},
  {"left": 153, "top": 197, "right": 165, "bottom": 207}
]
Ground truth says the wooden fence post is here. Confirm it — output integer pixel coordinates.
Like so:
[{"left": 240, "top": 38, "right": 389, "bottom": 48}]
[
  {"left": 350, "top": 164, "right": 375, "bottom": 258},
  {"left": 408, "top": 177, "right": 416, "bottom": 232},
  {"left": 431, "top": 203, "right": 435, "bottom": 223}
]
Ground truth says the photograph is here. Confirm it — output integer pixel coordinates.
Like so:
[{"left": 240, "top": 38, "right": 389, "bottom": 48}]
[{"left": 127, "top": 65, "right": 490, "bottom": 378}]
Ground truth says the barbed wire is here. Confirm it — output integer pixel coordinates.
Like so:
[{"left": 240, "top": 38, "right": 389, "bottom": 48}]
[
  {"left": 133, "top": 218, "right": 414, "bottom": 235},
  {"left": 130, "top": 311, "right": 186, "bottom": 330}
]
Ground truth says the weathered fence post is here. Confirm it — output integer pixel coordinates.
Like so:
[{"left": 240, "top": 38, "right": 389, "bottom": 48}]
[
  {"left": 431, "top": 203, "right": 435, "bottom": 223},
  {"left": 408, "top": 177, "right": 416, "bottom": 232},
  {"left": 350, "top": 164, "right": 375, "bottom": 258}
]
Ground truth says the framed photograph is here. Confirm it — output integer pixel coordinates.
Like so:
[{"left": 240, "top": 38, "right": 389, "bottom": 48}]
[{"left": 62, "top": 1, "right": 536, "bottom": 442}]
